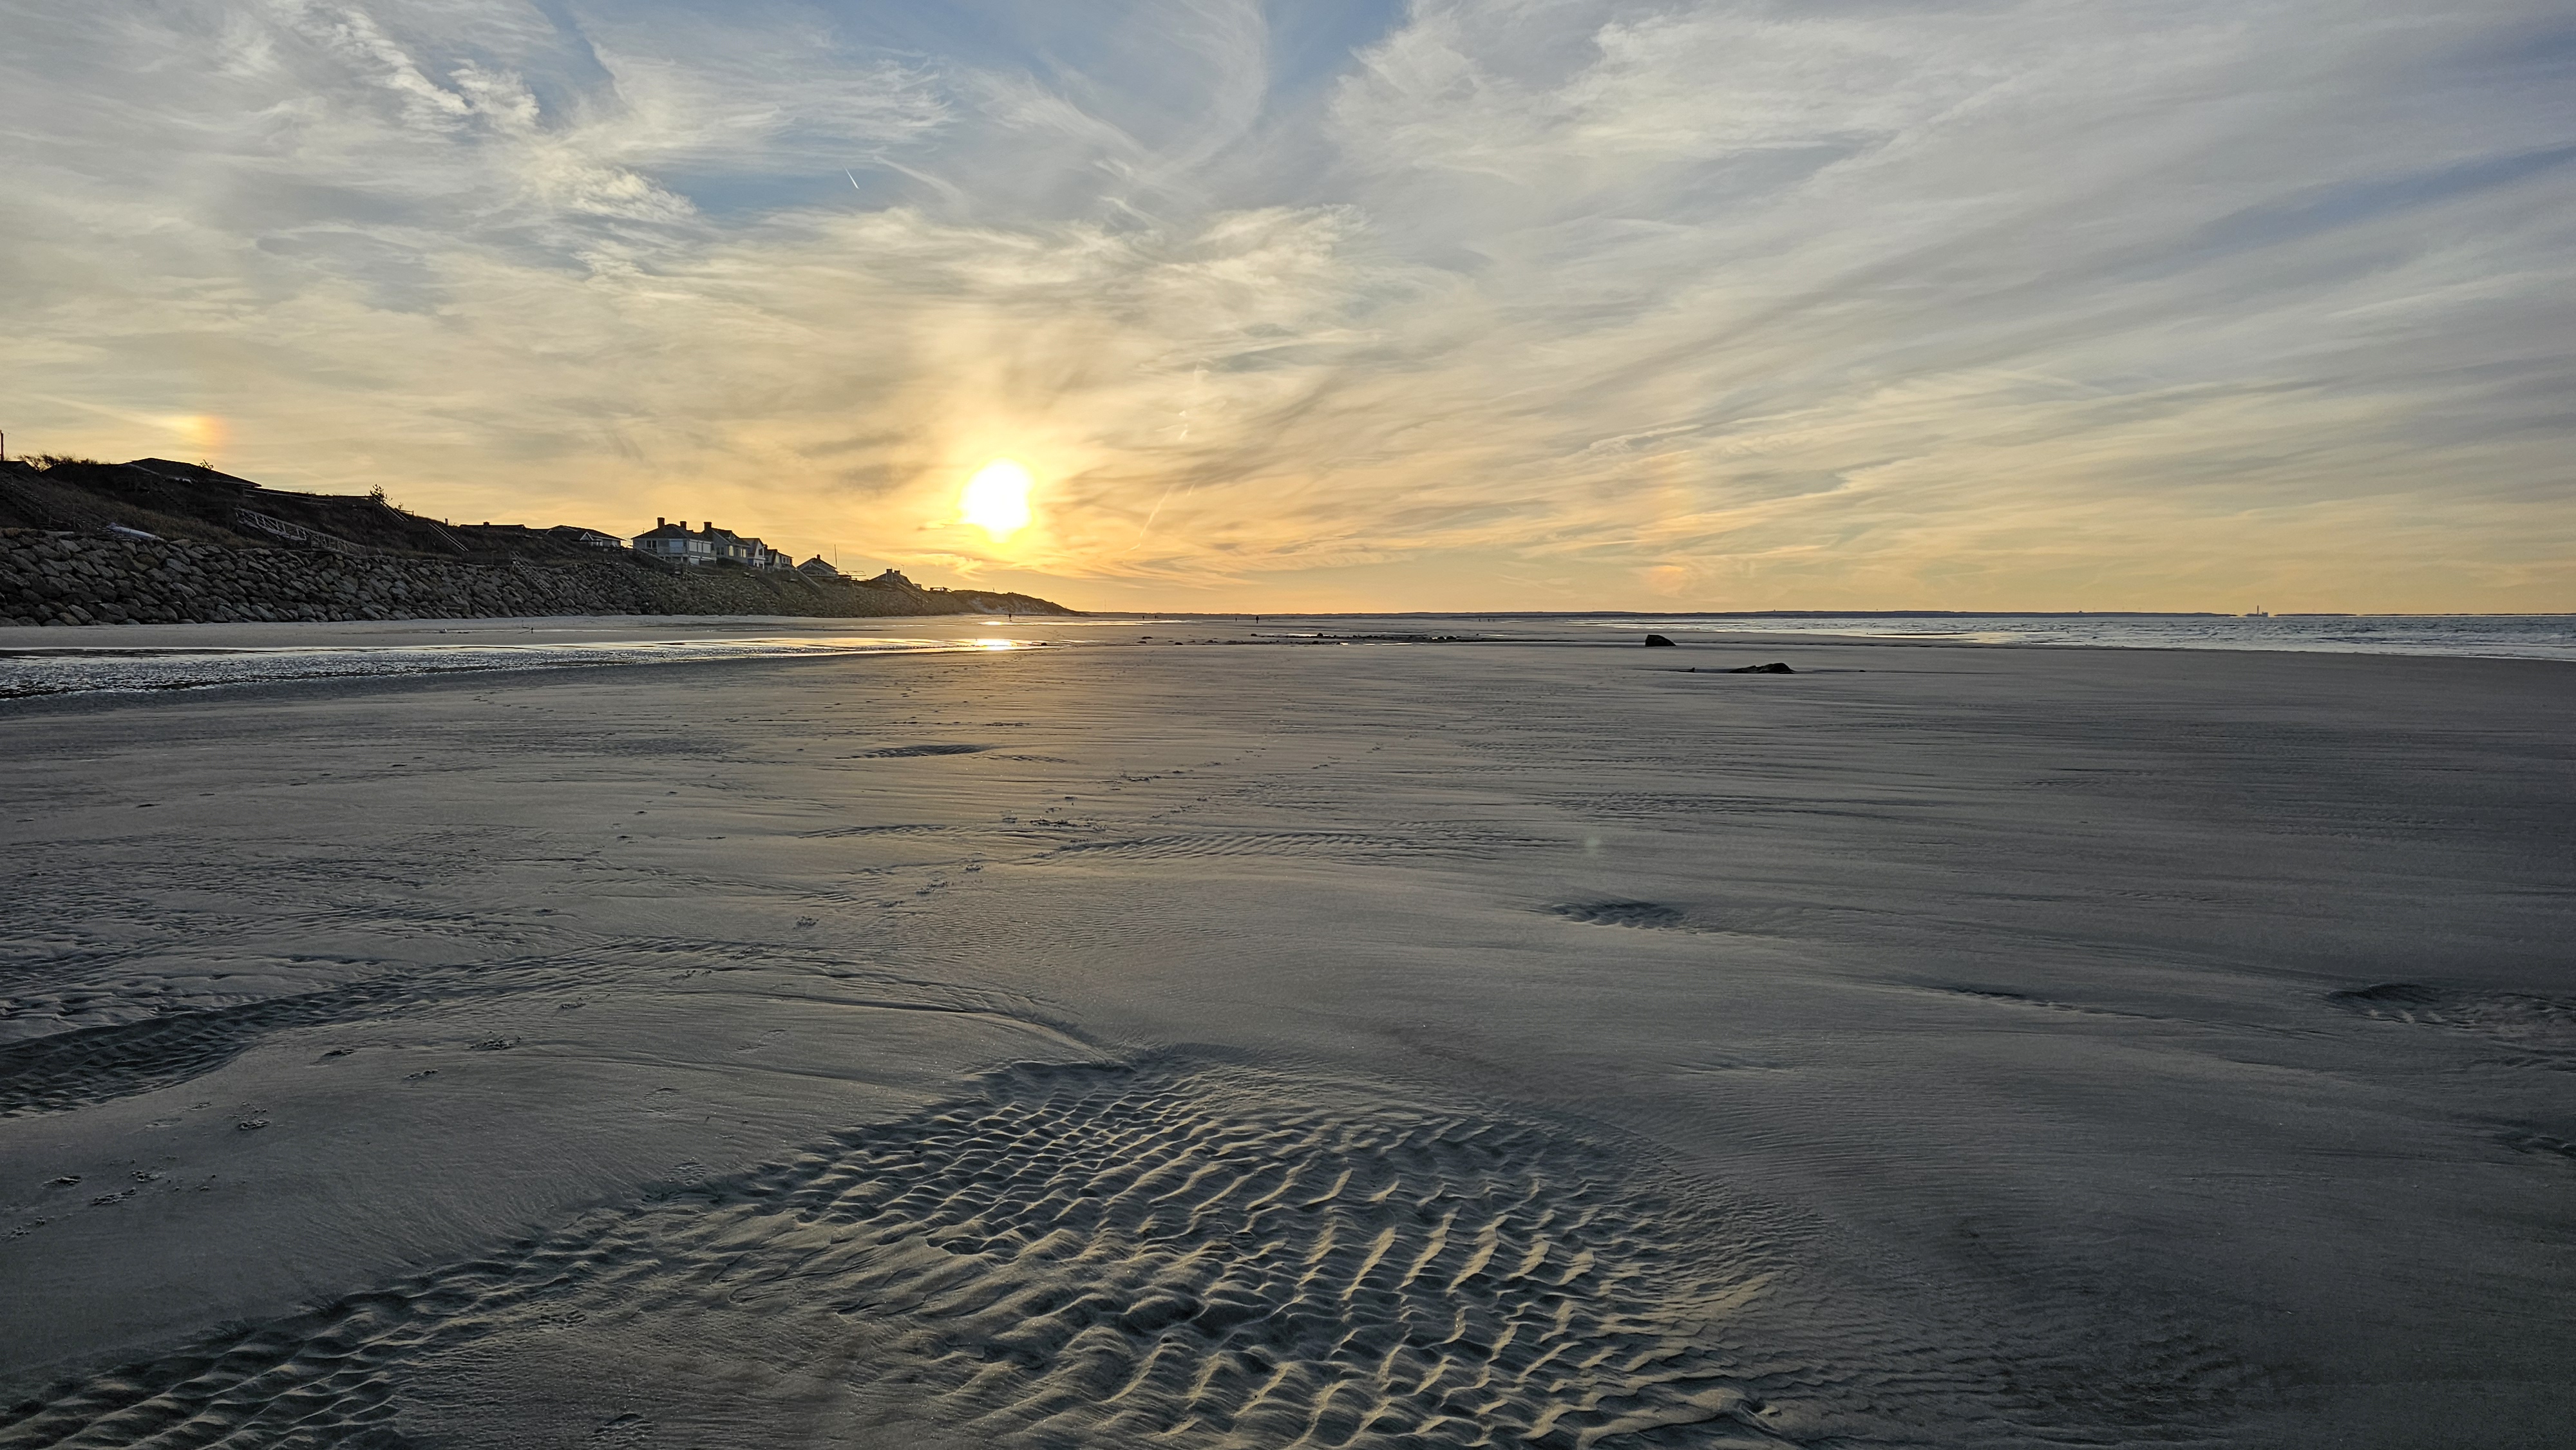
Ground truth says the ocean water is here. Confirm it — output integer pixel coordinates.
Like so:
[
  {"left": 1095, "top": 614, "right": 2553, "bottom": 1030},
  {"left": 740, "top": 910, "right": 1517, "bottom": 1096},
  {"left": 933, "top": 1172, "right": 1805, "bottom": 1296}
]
[
  {"left": 4, "top": 613, "right": 2568, "bottom": 701},
  {"left": 1558, "top": 613, "right": 2576, "bottom": 663},
  {"left": 0, "top": 634, "right": 1037, "bottom": 699}
]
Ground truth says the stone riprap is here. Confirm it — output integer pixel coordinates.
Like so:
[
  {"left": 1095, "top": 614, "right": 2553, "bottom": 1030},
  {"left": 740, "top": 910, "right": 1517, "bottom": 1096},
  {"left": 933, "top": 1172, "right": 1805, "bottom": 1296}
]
[{"left": 0, "top": 529, "right": 1070, "bottom": 626}]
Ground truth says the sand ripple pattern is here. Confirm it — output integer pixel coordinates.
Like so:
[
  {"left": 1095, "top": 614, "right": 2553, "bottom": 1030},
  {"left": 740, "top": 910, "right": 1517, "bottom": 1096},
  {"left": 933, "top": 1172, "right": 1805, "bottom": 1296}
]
[
  {"left": 0, "top": 985, "right": 397, "bottom": 1120},
  {"left": 1545, "top": 901, "right": 1697, "bottom": 932},
  {"left": 0, "top": 942, "right": 1072, "bottom": 1122},
  {"left": 1046, "top": 825, "right": 1553, "bottom": 865},
  {"left": 1, "top": 1063, "right": 1803, "bottom": 1449},
  {"left": 780, "top": 1065, "right": 1792, "bottom": 1447},
  {"left": 2328, "top": 983, "right": 2576, "bottom": 1062}
]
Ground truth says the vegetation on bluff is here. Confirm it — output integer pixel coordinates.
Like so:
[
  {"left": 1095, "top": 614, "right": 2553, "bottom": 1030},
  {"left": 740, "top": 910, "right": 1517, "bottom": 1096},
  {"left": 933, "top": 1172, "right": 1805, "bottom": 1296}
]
[{"left": 0, "top": 458, "right": 1074, "bottom": 626}]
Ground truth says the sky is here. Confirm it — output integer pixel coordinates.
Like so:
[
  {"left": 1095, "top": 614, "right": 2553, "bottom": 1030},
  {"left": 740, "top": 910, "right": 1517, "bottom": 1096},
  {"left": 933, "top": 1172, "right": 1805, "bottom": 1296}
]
[{"left": 3, "top": 0, "right": 2571, "bottom": 612}]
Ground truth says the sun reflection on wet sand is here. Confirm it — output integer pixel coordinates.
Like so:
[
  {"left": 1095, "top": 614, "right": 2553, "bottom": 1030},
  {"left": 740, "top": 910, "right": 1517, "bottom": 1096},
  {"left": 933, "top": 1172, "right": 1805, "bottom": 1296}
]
[{"left": 0, "top": 633, "right": 1051, "bottom": 699}]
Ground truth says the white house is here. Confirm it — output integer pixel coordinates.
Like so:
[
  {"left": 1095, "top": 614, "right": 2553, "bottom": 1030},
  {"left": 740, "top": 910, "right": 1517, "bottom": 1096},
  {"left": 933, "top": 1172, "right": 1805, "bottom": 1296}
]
[{"left": 632, "top": 518, "right": 793, "bottom": 569}]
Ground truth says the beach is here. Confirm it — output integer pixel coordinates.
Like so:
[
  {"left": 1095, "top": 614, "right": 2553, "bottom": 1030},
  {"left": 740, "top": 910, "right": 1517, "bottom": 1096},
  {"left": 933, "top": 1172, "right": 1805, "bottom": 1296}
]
[{"left": 3, "top": 618, "right": 2571, "bottom": 1447}]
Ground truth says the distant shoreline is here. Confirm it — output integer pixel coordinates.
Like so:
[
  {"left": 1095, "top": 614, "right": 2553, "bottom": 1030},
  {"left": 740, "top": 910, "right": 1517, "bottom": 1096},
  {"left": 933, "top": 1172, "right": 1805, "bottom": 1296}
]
[
  {"left": 1115, "top": 608, "right": 2576, "bottom": 619},
  {"left": 6, "top": 613, "right": 2571, "bottom": 682}
]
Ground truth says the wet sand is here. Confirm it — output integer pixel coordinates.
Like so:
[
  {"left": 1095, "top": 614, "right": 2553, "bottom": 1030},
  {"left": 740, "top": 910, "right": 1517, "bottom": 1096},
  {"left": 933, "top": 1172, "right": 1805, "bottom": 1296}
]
[{"left": 3, "top": 620, "right": 2571, "bottom": 1447}]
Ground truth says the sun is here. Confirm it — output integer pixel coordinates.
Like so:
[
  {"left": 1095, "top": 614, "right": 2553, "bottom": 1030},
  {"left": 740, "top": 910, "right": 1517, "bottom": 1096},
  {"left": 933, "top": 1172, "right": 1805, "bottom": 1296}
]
[{"left": 960, "top": 458, "right": 1036, "bottom": 541}]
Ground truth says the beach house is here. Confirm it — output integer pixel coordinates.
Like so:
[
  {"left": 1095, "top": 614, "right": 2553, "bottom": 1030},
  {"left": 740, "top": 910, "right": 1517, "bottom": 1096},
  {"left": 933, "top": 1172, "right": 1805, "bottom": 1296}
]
[
  {"left": 634, "top": 519, "right": 711, "bottom": 564},
  {"left": 632, "top": 519, "right": 791, "bottom": 569}
]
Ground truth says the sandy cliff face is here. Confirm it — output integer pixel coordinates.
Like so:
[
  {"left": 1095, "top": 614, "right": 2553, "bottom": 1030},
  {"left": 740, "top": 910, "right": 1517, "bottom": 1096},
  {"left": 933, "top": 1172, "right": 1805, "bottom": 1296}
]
[{"left": 0, "top": 529, "right": 1071, "bottom": 625}]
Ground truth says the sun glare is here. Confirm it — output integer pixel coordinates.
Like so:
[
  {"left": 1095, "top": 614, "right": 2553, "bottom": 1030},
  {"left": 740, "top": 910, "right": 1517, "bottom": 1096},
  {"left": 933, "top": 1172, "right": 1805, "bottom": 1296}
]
[{"left": 961, "top": 459, "right": 1036, "bottom": 541}]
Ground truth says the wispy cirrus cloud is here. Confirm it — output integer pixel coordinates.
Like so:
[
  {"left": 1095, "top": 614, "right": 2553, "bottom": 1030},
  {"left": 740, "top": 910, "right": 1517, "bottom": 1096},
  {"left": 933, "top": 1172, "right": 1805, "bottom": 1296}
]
[{"left": 2, "top": 0, "right": 2569, "bottom": 609}]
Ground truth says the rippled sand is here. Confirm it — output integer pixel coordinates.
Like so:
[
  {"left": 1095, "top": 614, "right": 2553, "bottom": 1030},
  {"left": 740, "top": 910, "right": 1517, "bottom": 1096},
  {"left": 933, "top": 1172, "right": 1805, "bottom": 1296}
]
[{"left": 3, "top": 619, "right": 2570, "bottom": 1447}]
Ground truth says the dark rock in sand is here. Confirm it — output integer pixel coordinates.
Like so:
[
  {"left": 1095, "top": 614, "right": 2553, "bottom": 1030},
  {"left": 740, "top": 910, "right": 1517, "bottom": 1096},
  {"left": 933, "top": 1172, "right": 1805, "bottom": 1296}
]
[
  {"left": 1727, "top": 662, "right": 1795, "bottom": 673},
  {"left": 1643, "top": 634, "right": 1676, "bottom": 646}
]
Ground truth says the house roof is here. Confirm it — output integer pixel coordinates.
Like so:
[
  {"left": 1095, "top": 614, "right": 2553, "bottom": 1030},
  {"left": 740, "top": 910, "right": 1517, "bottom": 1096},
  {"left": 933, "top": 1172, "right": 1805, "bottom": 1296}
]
[{"left": 632, "top": 522, "right": 781, "bottom": 557}]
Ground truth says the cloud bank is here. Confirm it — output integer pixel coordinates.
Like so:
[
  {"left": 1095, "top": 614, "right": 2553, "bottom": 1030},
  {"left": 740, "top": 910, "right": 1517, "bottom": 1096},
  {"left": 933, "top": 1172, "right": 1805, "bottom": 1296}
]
[{"left": 3, "top": 0, "right": 2570, "bottom": 609}]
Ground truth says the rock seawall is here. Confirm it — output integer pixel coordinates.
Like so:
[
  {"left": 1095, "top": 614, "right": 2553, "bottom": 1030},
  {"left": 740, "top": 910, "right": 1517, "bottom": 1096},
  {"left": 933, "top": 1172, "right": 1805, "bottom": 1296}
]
[{"left": 0, "top": 529, "right": 1070, "bottom": 626}]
